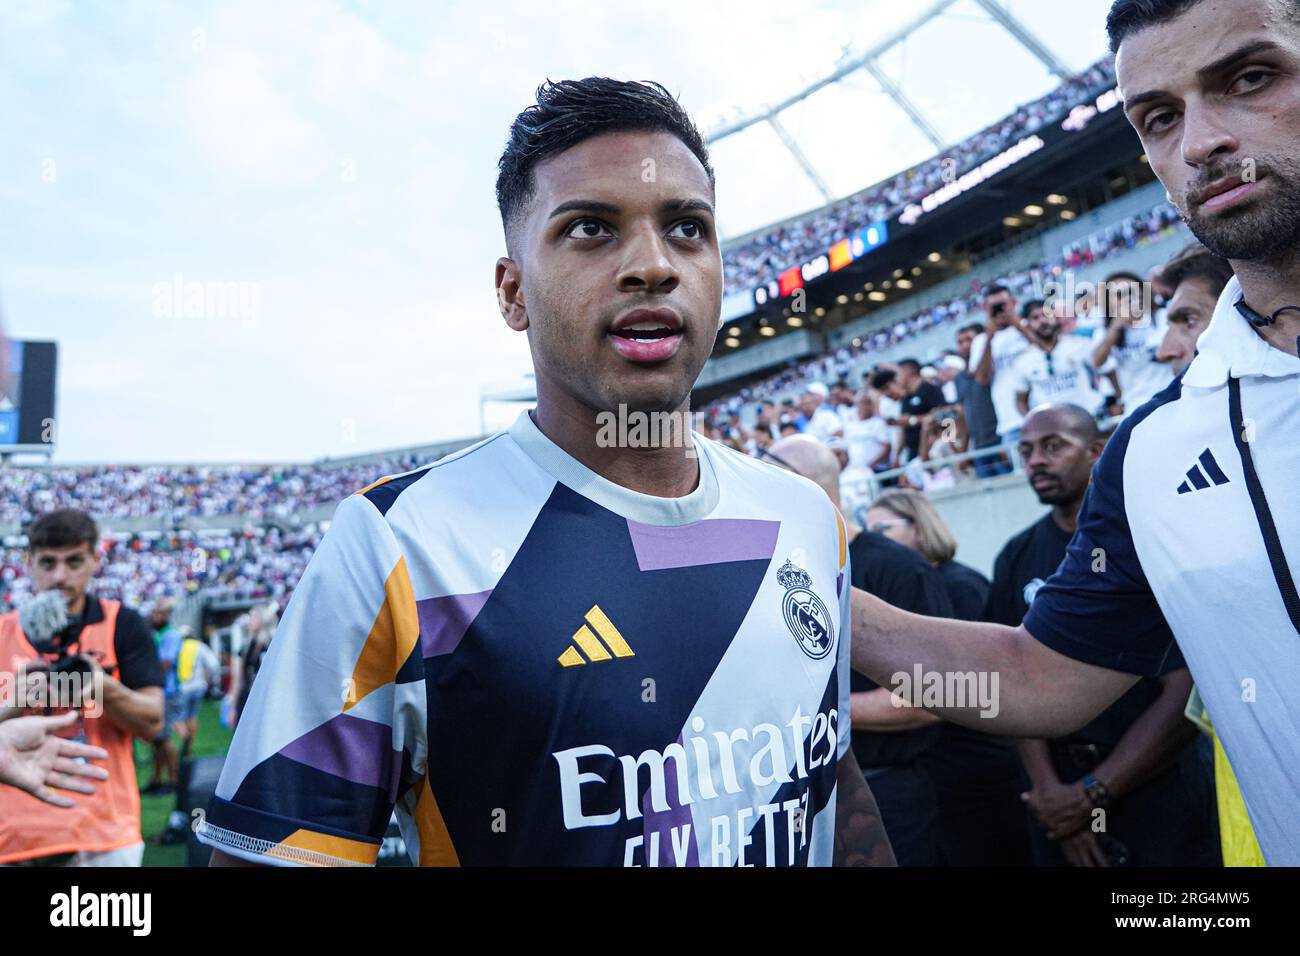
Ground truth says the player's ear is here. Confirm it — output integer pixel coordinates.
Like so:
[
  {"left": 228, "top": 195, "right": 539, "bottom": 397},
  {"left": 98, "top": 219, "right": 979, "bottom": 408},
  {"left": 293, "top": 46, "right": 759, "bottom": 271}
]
[{"left": 495, "top": 257, "right": 528, "bottom": 332}]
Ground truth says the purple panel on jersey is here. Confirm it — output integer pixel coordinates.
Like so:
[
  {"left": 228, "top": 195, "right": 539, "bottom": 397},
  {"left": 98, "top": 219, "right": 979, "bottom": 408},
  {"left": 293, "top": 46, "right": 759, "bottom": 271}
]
[
  {"left": 626, "top": 518, "right": 779, "bottom": 572},
  {"left": 641, "top": 733, "right": 699, "bottom": 867},
  {"left": 280, "top": 713, "right": 401, "bottom": 799},
  {"left": 837, "top": 571, "right": 843, "bottom": 598},
  {"left": 417, "top": 589, "right": 492, "bottom": 657}
]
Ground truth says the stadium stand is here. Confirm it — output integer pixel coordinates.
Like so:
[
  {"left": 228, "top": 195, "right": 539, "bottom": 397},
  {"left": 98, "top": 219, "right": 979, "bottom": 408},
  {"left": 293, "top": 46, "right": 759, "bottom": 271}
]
[{"left": 721, "top": 55, "right": 1117, "bottom": 296}]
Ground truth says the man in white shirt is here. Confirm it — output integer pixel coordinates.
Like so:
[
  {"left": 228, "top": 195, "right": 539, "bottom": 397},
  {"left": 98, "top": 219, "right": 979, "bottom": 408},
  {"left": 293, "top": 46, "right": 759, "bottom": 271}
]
[
  {"left": 1091, "top": 271, "right": 1174, "bottom": 414},
  {"left": 843, "top": 390, "right": 892, "bottom": 474},
  {"left": 1007, "top": 299, "right": 1108, "bottom": 416},
  {"left": 849, "top": 0, "right": 1300, "bottom": 864},
  {"left": 967, "top": 285, "right": 1031, "bottom": 444},
  {"left": 799, "top": 381, "right": 845, "bottom": 445}
]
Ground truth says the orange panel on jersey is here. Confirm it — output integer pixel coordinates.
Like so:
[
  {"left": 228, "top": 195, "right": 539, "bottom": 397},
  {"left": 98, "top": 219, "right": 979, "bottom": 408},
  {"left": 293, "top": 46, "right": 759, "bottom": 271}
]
[
  {"left": 416, "top": 776, "right": 461, "bottom": 867},
  {"left": 346, "top": 556, "right": 419, "bottom": 711},
  {"left": 274, "top": 828, "right": 380, "bottom": 866}
]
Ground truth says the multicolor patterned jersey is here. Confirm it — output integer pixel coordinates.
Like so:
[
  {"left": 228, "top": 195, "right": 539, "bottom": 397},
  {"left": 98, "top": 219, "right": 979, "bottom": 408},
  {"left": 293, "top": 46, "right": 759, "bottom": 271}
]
[{"left": 197, "top": 411, "right": 851, "bottom": 866}]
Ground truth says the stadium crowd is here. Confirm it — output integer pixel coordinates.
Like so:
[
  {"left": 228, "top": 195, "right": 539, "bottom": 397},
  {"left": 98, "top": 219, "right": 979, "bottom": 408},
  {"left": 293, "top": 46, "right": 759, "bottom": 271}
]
[
  {"left": 702, "top": 200, "right": 1185, "bottom": 486},
  {"left": 0, "top": 454, "right": 428, "bottom": 529},
  {"left": 1, "top": 525, "right": 320, "bottom": 614},
  {"left": 721, "top": 55, "right": 1117, "bottom": 295}
]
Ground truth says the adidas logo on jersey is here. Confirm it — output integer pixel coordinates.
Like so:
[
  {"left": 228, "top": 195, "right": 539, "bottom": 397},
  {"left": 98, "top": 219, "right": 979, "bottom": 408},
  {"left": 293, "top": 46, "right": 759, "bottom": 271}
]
[
  {"left": 557, "top": 605, "right": 635, "bottom": 667},
  {"left": 1176, "top": 448, "right": 1231, "bottom": 495}
]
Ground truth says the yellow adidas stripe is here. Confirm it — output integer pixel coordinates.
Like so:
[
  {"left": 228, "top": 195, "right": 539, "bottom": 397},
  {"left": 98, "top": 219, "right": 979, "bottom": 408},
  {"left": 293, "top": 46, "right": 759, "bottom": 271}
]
[{"left": 585, "top": 605, "right": 635, "bottom": 658}]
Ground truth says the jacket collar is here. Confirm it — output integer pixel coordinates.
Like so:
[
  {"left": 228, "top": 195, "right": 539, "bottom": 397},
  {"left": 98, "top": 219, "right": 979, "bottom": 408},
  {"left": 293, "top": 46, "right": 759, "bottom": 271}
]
[{"left": 1183, "top": 276, "right": 1300, "bottom": 387}]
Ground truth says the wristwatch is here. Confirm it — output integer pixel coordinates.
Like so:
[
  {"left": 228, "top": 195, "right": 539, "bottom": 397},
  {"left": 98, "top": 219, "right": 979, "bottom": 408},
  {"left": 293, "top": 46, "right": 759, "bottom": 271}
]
[{"left": 1081, "top": 773, "right": 1111, "bottom": 809}]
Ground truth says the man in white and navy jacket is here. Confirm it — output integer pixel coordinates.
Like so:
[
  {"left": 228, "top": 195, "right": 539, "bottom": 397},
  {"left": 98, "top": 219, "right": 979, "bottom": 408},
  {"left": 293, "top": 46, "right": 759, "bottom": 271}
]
[{"left": 850, "top": 0, "right": 1300, "bottom": 866}]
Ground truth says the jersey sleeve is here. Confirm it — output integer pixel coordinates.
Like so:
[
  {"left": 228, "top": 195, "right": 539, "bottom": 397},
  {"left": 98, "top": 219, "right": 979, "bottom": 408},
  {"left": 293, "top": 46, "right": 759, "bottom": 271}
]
[
  {"left": 197, "top": 491, "right": 427, "bottom": 866},
  {"left": 1022, "top": 418, "right": 1177, "bottom": 676}
]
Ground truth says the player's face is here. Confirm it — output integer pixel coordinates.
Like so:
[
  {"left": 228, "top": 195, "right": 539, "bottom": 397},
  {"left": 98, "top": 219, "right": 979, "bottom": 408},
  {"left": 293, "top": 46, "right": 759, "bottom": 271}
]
[
  {"left": 1157, "top": 276, "right": 1220, "bottom": 373},
  {"left": 28, "top": 543, "right": 99, "bottom": 613},
  {"left": 1019, "top": 414, "right": 1096, "bottom": 506},
  {"left": 503, "top": 130, "right": 721, "bottom": 418},
  {"left": 1118, "top": 0, "right": 1300, "bottom": 262}
]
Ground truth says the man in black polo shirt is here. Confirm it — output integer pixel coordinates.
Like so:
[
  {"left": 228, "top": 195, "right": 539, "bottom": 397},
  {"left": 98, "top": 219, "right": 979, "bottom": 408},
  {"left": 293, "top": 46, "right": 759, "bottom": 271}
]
[
  {"left": 985, "top": 405, "right": 1217, "bottom": 866},
  {"left": 879, "top": 359, "right": 947, "bottom": 463}
]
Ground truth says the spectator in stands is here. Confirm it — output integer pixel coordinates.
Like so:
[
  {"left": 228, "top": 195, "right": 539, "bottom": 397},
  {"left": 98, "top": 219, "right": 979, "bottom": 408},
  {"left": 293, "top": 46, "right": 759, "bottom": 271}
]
[
  {"left": 1006, "top": 299, "right": 1109, "bottom": 417},
  {"left": 1091, "top": 270, "right": 1173, "bottom": 415},
  {"left": 919, "top": 405, "right": 969, "bottom": 477},
  {"left": 969, "top": 285, "right": 1031, "bottom": 449},
  {"left": 1154, "top": 243, "right": 1234, "bottom": 375},
  {"left": 765, "top": 434, "right": 951, "bottom": 866},
  {"left": 935, "top": 354, "right": 964, "bottom": 405},
  {"left": 829, "top": 381, "right": 857, "bottom": 424},
  {"left": 0, "top": 509, "right": 164, "bottom": 866},
  {"left": 953, "top": 321, "right": 1004, "bottom": 478},
  {"left": 798, "top": 382, "right": 844, "bottom": 444},
  {"left": 229, "top": 602, "right": 278, "bottom": 729},
  {"left": 843, "top": 390, "right": 892, "bottom": 474},
  {"left": 881, "top": 359, "right": 947, "bottom": 463},
  {"left": 863, "top": 488, "right": 1030, "bottom": 866},
  {"left": 751, "top": 401, "right": 779, "bottom": 444},
  {"left": 145, "top": 597, "right": 182, "bottom": 795},
  {"left": 984, "top": 405, "right": 1217, "bottom": 866},
  {"left": 172, "top": 627, "right": 219, "bottom": 761}
]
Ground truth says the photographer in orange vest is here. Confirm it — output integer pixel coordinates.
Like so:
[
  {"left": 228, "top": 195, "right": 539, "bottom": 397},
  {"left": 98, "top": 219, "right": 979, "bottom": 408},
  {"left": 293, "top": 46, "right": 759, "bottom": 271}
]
[{"left": 0, "top": 509, "right": 164, "bottom": 866}]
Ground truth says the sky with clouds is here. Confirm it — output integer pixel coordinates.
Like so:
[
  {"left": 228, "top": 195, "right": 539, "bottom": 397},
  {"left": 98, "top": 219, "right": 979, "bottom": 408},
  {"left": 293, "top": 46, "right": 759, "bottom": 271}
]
[{"left": 0, "top": 0, "right": 1116, "bottom": 463}]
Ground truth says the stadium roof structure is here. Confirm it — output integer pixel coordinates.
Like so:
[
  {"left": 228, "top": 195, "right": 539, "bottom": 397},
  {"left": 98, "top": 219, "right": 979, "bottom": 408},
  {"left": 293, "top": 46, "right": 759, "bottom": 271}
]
[{"left": 708, "top": 0, "right": 1080, "bottom": 214}]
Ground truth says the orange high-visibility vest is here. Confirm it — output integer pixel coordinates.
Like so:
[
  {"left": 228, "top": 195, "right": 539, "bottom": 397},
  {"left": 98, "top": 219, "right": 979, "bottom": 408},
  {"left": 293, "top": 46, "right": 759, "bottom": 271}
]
[{"left": 0, "top": 599, "right": 145, "bottom": 862}]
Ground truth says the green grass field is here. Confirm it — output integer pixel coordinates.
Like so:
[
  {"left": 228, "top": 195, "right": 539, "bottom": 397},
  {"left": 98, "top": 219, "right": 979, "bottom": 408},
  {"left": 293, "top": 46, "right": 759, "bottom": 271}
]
[{"left": 131, "top": 698, "right": 233, "bottom": 867}]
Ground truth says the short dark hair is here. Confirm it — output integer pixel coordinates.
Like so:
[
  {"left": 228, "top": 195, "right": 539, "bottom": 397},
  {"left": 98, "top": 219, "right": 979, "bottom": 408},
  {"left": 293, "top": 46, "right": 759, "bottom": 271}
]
[
  {"left": 1104, "top": 270, "right": 1144, "bottom": 286},
  {"left": 1107, "top": 0, "right": 1201, "bottom": 52},
  {"left": 957, "top": 322, "right": 983, "bottom": 337},
  {"left": 982, "top": 284, "right": 1011, "bottom": 300},
  {"left": 495, "top": 77, "right": 715, "bottom": 252},
  {"left": 898, "top": 358, "right": 921, "bottom": 374},
  {"left": 869, "top": 369, "right": 897, "bottom": 390},
  {"left": 27, "top": 509, "right": 99, "bottom": 553},
  {"left": 1020, "top": 298, "right": 1046, "bottom": 318},
  {"left": 1025, "top": 403, "right": 1102, "bottom": 444},
  {"left": 1159, "top": 241, "right": 1234, "bottom": 298}
]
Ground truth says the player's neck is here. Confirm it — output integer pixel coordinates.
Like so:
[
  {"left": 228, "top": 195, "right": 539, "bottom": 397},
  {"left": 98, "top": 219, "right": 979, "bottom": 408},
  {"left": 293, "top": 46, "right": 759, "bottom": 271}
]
[
  {"left": 529, "top": 399, "right": 701, "bottom": 499},
  {"left": 1234, "top": 251, "right": 1300, "bottom": 357}
]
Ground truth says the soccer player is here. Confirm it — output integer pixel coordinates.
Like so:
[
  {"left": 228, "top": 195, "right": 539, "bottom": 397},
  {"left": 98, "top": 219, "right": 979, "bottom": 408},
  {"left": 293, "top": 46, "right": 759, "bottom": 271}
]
[
  {"left": 850, "top": 0, "right": 1300, "bottom": 866},
  {"left": 201, "top": 78, "right": 891, "bottom": 867}
]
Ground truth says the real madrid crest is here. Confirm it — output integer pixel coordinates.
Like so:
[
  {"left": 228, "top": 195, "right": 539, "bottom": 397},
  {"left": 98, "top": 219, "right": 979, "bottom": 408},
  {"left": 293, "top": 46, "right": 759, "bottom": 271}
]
[{"left": 776, "top": 558, "right": 834, "bottom": 660}]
